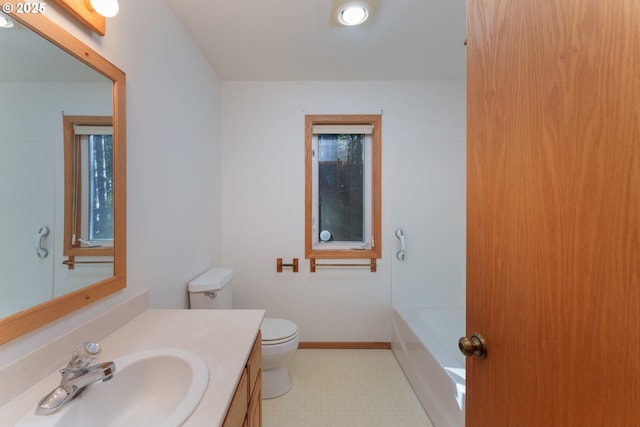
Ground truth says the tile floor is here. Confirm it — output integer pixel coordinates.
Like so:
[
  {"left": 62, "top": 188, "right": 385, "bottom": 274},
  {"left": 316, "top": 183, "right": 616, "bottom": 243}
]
[{"left": 262, "top": 349, "right": 434, "bottom": 427}]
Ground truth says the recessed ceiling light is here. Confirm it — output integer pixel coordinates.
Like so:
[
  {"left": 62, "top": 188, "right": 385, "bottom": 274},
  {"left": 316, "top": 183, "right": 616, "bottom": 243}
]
[
  {"left": 339, "top": 6, "right": 368, "bottom": 26},
  {"left": 330, "top": 0, "right": 379, "bottom": 27},
  {"left": 0, "top": 13, "right": 14, "bottom": 29}
]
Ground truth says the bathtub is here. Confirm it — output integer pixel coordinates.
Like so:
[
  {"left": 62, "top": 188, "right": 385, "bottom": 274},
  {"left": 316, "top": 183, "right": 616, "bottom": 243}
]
[{"left": 391, "top": 306, "right": 465, "bottom": 427}]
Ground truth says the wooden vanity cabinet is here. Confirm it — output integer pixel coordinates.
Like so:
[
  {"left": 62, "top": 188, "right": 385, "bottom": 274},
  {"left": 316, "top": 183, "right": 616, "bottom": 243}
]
[{"left": 223, "top": 331, "right": 262, "bottom": 427}]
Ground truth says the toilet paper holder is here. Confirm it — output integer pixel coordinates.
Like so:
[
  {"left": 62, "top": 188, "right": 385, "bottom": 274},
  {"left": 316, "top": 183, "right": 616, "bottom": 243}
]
[{"left": 277, "top": 258, "right": 299, "bottom": 273}]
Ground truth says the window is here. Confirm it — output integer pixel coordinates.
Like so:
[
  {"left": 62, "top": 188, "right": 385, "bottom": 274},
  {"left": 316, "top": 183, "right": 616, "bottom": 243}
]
[
  {"left": 305, "top": 114, "right": 382, "bottom": 263},
  {"left": 63, "top": 115, "right": 114, "bottom": 259}
]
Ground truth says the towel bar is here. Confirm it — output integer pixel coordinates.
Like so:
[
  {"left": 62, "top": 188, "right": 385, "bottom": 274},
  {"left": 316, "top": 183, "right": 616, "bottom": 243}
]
[{"left": 310, "top": 258, "right": 377, "bottom": 272}]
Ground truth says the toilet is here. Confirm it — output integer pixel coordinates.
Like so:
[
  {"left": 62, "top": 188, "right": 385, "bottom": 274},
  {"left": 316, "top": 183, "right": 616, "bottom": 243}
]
[{"left": 187, "top": 268, "right": 299, "bottom": 399}]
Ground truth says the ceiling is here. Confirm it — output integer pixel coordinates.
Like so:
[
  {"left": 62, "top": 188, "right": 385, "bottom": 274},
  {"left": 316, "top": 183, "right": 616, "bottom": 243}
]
[{"left": 163, "top": 0, "right": 467, "bottom": 81}]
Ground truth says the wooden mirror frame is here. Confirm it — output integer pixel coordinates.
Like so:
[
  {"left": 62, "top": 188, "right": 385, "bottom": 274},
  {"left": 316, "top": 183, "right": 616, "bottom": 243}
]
[{"left": 0, "top": 2, "right": 126, "bottom": 345}]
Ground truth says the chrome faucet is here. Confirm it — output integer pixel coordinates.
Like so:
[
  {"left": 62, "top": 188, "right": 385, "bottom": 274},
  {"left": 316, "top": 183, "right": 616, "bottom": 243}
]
[{"left": 36, "top": 342, "right": 116, "bottom": 415}]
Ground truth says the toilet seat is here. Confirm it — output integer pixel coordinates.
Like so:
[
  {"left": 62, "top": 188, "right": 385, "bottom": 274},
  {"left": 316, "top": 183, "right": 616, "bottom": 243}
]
[{"left": 261, "top": 318, "right": 298, "bottom": 346}]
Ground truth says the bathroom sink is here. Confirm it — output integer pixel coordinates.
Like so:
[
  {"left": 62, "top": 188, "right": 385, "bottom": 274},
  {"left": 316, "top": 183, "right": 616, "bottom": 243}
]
[{"left": 17, "top": 348, "right": 209, "bottom": 427}]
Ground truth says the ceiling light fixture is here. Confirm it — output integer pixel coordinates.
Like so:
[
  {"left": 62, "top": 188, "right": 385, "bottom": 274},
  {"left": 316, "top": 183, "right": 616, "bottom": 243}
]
[
  {"left": 0, "top": 13, "right": 14, "bottom": 29},
  {"left": 330, "top": 0, "right": 379, "bottom": 27},
  {"left": 84, "top": 0, "right": 119, "bottom": 18}
]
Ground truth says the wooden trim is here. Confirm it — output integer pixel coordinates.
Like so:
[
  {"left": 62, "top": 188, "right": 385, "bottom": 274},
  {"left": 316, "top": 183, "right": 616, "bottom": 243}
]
[
  {"left": 52, "top": 0, "right": 106, "bottom": 36},
  {"left": 112, "top": 57, "right": 127, "bottom": 284},
  {"left": 305, "top": 114, "right": 382, "bottom": 262},
  {"left": 0, "top": 277, "right": 123, "bottom": 343},
  {"left": 298, "top": 342, "right": 391, "bottom": 350},
  {"left": 6, "top": 3, "right": 124, "bottom": 82},
  {"left": 276, "top": 258, "right": 299, "bottom": 272}
]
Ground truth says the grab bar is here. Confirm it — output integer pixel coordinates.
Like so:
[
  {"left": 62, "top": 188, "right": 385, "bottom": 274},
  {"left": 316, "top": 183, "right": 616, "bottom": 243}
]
[
  {"left": 35, "top": 226, "right": 50, "bottom": 258},
  {"left": 395, "top": 228, "right": 406, "bottom": 261}
]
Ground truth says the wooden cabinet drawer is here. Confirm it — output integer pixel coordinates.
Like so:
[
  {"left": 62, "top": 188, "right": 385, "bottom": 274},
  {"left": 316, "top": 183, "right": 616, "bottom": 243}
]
[
  {"left": 247, "top": 373, "right": 262, "bottom": 427},
  {"left": 222, "top": 331, "right": 262, "bottom": 427},
  {"left": 247, "top": 331, "right": 262, "bottom": 397},
  {"left": 222, "top": 369, "right": 248, "bottom": 427}
]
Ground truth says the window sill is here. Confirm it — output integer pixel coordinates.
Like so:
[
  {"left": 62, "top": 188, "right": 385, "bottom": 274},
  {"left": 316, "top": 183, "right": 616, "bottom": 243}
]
[{"left": 65, "top": 247, "right": 114, "bottom": 257}]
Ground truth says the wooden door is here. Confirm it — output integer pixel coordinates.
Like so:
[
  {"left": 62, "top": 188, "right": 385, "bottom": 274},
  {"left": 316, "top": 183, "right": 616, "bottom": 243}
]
[{"left": 466, "top": 1, "right": 640, "bottom": 426}]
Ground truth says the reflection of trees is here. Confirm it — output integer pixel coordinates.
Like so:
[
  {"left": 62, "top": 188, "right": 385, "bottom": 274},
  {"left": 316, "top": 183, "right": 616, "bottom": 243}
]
[
  {"left": 90, "top": 135, "right": 113, "bottom": 240},
  {"left": 318, "top": 134, "right": 364, "bottom": 241}
]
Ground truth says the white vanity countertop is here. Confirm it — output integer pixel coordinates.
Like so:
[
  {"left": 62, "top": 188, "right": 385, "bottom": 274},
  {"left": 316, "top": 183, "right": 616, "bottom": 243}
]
[
  {"left": 99, "top": 309, "right": 265, "bottom": 427},
  {"left": 0, "top": 308, "right": 265, "bottom": 427}
]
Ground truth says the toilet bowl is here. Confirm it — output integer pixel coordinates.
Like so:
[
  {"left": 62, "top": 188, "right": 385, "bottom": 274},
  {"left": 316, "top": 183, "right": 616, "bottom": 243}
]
[
  {"left": 260, "top": 317, "right": 299, "bottom": 399},
  {"left": 187, "top": 268, "right": 299, "bottom": 399}
]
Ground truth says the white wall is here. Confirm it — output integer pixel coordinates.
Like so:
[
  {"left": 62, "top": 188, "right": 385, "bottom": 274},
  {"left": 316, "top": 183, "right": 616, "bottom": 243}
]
[
  {"left": 220, "top": 81, "right": 466, "bottom": 342},
  {"left": 0, "top": 0, "right": 221, "bottom": 362},
  {"left": 391, "top": 87, "right": 467, "bottom": 310}
]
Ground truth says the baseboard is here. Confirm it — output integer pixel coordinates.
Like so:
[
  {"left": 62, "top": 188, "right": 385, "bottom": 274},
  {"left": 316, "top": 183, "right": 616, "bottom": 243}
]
[{"left": 298, "top": 342, "right": 391, "bottom": 349}]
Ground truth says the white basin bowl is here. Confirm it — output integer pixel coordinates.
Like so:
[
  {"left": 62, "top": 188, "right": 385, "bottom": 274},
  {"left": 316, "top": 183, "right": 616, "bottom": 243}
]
[{"left": 17, "top": 348, "right": 209, "bottom": 427}]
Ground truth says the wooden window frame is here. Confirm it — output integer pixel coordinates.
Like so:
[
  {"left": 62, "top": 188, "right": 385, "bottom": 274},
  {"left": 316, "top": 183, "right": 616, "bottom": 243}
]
[
  {"left": 305, "top": 114, "right": 382, "bottom": 261},
  {"left": 63, "top": 115, "right": 114, "bottom": 258}
]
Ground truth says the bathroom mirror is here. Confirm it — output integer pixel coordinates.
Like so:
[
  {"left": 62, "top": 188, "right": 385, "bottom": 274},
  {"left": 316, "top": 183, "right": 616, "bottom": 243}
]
[{"left": 0, "top": 6, "right": 126, "bottom": 345}]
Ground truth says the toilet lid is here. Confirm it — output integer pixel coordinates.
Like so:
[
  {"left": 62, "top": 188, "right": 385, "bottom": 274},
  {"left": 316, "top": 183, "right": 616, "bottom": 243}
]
[{"left": 261, "top": 318, "right": 298, "bottom": 345}]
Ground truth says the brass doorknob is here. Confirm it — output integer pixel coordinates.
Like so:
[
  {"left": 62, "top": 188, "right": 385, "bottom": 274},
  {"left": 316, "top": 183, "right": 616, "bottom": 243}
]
[{"left": 458, "top": 333, "right": 487, "bottom": 359}]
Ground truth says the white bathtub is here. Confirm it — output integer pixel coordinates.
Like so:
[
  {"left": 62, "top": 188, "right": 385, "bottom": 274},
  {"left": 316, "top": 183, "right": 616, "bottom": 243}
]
[{"left": 391, "top": 306, "right": 465, "bottom": 427}]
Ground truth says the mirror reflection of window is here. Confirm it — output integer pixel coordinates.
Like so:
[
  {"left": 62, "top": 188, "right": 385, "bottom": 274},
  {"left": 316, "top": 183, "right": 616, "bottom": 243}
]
[
  {"left": 63, "top": 115, "right": 114, "bottom": 260},
  {"left": 73, "top": 125, "right": 114, "bottom": 248}
]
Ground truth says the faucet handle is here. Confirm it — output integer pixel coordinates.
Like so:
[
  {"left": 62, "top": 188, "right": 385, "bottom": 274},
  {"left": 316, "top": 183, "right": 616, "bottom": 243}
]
[{"left": 67, "top": 342, "right": 101, "bottom": 369}]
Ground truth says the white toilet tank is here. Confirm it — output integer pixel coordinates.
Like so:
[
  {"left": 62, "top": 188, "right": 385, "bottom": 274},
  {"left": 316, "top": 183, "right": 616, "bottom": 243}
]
[{"left": 188, "top": 268, "right": 234, "bottom": 309}]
